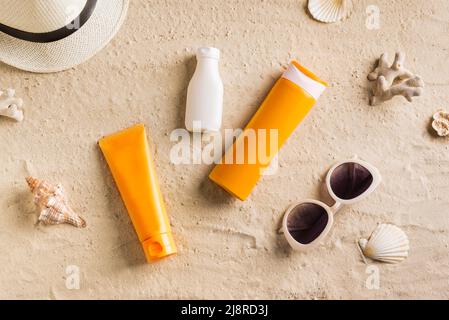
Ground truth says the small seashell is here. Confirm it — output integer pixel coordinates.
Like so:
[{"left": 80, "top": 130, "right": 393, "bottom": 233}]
[
  {"left": 308, "top": 0, "right": 353, "bottom": 23},
  {"left": 432, "top": 110, "right": 449, "bottom": 137},
  {"left": 0, "top": 88, "right": 24, "bottom": 122},
  {"left": 358, "top": 224, "right": 409, "bottom": 264},
  {"left": 26, "top": 177, "right": 87, "bottom": 228}
]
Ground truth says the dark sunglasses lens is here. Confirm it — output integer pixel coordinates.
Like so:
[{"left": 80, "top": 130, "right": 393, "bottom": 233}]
[
  {"left": 287, "top": 203, "right": 329, "bottom": 245},
  {"left": 330, "top": 163, "right": 374, "bottom": 200}
]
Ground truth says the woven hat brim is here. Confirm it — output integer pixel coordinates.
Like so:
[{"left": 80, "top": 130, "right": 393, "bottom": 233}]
[{"left": 0, "top": 0, "right": 129, "bottom": 73}]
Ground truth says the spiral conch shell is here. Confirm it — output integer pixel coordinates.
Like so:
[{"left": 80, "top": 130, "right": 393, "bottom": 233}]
[
  {"left": 358, "top": 224, "right": 409, "bottom": 264},
  {"left": 26, "top": 177, "right": 86, "bottom": 228}
]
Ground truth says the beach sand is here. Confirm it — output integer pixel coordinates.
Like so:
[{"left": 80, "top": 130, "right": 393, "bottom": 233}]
[{"left": 0, "top": 0, "right": 448, "bottom": 299}]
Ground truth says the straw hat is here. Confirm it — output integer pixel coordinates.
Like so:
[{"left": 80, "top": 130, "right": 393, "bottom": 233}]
[{"left": 0, "top": 0, "right": 129, "bottom": 73}]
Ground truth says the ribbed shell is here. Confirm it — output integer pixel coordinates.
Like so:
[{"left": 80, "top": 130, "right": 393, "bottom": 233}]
[
  {"left": 26, "top": 176, "right": 86, "bottom": 228},
  {"left": 359, "top": 224, "right": 409, "bottom": 264},
  {"left": 308, "top": 0, "right": 353, "bottom": 23}
]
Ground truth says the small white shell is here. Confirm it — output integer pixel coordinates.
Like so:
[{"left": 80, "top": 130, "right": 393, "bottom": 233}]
[
  {"left": 308, "top": 0, "right": 353, "bottom": 23},
  {"left": 358, "top": 224, "right": 409, "bottom": 264},
  {"left": 0, "top": 88, "right": 24, "bottom": 122},
  {"left": 432, "top": 110, "right": 449, "bottom": 137}
]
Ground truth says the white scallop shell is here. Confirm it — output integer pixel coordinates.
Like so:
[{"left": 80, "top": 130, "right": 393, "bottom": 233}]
[
  {"left": 308, "top": 0, "right": 353, "bottom": 23},
  {"left": 358, "top": 224, "right": 409, "bottom": 264},
  {"left": 432, "top": 110, "right": 449, "bottom": 137}
]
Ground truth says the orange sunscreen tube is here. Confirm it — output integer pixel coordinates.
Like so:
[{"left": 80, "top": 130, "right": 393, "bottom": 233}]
[
  {"left": 99, "top": 124, "right": 177, "bottom": 262},
  {"left": 210, "top": 61, "right": 327, "bottom": 201}
]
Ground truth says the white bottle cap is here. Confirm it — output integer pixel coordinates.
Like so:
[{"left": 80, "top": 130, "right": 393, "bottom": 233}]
[{"left": 197, "top": 47, "right": 220, "bottom": 60}]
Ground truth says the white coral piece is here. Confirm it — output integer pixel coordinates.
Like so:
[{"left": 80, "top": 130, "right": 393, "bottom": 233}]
[
  {"left": 368, "top": 52, "right": 424, "bottom": 106},
  {"left": 0, "top": 88, "right": 24, "bottom": 122},
  {"left": 432, "top": 110, "right": 449, "bottom": 137}
]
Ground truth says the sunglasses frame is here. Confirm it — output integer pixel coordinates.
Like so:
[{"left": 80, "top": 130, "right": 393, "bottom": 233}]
[{"left": 282, "top": 159, "right": 382, "bottom": 252}]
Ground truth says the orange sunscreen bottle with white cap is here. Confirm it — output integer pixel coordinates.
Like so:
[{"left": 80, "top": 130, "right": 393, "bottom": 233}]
[
  {"left": 99, "top": 124, "right": 177, "bottom": 262},
  {"left": 209, "top": 61, "right": 327, "bottom": 201}
]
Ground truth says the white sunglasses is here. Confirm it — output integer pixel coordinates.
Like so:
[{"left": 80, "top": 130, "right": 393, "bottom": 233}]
[{"left": 281, "top": 159, "right": 382, "bottom": 252}]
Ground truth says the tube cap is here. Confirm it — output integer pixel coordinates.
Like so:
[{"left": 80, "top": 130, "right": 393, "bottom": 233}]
[
  {"left": 142, "top": 233, "right": 177, "bottom": 262},
  {"left": 282, "top": 61, "right": 327, "bottom": 100}
]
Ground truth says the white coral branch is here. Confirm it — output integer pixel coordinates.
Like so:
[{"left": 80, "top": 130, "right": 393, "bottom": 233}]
[
  {"left": 370, "top": 75, "right": 424, "bottom": 106},
  {"left": 0, "top": 89, "right": 24, "bottom": 122},
  {"left": 368, "top": 52, "right": 424, "bottom": 106}
]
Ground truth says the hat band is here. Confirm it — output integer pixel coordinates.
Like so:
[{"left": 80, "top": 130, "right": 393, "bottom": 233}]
[{"left": 0, "top": 0, "right": 97, "bottom": 43}]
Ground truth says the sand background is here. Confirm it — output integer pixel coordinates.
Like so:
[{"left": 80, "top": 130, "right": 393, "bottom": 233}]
[{"left": 1, "top": 0, "right": 448, "bottom": 299}]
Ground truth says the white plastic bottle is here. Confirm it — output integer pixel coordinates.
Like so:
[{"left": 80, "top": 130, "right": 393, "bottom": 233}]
[{"left": 185, "top": 47, "right": 224, "bottom": 132}]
